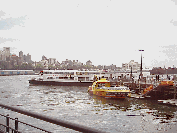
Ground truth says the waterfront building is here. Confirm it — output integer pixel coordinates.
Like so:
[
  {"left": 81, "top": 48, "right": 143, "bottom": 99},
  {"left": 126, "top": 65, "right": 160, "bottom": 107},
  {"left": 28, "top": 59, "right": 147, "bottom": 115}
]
[
  {"left": 122, "top": 63, "right": 129, "bottom": 70},
  {"left": 122, "top": 60, "right": 141, "bottom": 71},
  {"left": 103, "top": 64, "right": 117, "bottom": 70}
]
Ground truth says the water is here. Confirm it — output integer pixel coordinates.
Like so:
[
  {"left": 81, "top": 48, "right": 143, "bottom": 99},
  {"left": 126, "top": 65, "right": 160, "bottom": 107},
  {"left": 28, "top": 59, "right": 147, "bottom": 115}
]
[{"left": 0, "top": 75, "right": 177, "bottom": 132}]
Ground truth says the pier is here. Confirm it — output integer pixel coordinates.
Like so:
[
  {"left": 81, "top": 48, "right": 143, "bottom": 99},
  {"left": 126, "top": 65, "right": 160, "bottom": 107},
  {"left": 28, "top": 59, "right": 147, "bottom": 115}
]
[
  {"left": 158, "top": 99, "right": 177, "bottom": 106},
  {"left": 0, "top": 70, "right": 35, "bottom": 76}
]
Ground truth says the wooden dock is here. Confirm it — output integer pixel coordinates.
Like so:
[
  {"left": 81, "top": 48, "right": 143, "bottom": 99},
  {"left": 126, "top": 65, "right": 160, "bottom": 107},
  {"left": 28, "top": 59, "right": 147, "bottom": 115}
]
[
  {"left": 128, "top": 94, "right": 145, "bottom": 99},
  {"left": 158, "top": 99, "right": 177, "bottom": 106}
]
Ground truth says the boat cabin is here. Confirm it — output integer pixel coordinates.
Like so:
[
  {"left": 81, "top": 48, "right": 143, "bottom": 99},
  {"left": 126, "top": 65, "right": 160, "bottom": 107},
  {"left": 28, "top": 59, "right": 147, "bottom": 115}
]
[{"left": 38, "top": 70, "right": 101, "bottom": 82}]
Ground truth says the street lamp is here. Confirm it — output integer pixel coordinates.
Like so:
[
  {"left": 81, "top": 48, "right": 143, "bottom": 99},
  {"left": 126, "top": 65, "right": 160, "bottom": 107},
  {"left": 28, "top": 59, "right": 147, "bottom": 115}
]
[{"left": 139, "top": 49, "right": 144, "bottom": 93}]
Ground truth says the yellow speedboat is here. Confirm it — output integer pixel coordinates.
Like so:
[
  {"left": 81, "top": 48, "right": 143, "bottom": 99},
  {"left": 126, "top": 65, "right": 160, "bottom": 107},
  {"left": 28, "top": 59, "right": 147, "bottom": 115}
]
[{"left": 88, "top": 78, "right": 130, "bottom": 98}]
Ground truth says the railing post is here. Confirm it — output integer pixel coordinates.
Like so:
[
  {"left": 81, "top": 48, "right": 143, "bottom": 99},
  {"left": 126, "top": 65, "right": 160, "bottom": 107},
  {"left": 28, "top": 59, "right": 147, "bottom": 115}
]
[
  {"left": 6, "top": 114, "right": 9, "bottom": 132},
  {"left": 15, "top": 118, "right": 18, "bottom": 133}
]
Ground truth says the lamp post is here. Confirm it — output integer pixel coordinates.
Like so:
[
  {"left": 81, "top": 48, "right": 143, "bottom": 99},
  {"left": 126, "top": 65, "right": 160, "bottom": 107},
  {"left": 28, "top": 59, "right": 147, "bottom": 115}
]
[
  {"left": 139, "top": 49, "right": 144, "bottom": 93},
  {"left": 131, "top": 66, "right": 133, "bottom": 90}
]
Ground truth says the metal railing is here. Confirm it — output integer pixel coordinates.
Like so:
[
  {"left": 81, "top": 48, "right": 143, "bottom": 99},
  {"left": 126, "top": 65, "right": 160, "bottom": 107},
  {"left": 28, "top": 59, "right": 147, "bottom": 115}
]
[
  {"left": 0, "top": 103, "right": 106, "bottom": 133},
  {"left": 0, "top": 114, "right": 20, "bottom": 133},
  {"left": 0, "top": 113, "right": 52, "bottom": 133}
]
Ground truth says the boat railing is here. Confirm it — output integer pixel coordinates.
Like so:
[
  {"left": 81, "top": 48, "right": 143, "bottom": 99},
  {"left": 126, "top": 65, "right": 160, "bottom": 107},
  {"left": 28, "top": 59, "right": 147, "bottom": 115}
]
[{"left": 99, "top": 87, "right": 129, "bottom": 90}]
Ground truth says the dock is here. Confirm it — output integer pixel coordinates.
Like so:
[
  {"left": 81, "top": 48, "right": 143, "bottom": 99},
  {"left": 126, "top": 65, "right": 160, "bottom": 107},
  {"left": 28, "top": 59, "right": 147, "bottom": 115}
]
[
  {"left": 158, "top": 99, "right": 177, "bottom": 106},
  {"left": 128, "top": 93, "right": 145, "bottom": 99}
]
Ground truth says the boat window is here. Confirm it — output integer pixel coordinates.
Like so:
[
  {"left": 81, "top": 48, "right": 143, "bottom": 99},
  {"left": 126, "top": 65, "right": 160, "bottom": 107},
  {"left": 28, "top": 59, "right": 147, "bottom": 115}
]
[
  {"left": 98, "top": 83, "right": 105, "bottom": 87},
  {"left": 78, "top": 77, "right": 85, "bottom": 81},
  {"left": 76, "top": 72, "right": 82, "bottom": 75},
  {"left": 55, "top": 72, "right": 60, "bottom": 74},
  {"left": 47, "top": 77, "right": 54, "bottom": 79},
  {"left": 86, "top": 77, "right": 89, "bottom": 81}
]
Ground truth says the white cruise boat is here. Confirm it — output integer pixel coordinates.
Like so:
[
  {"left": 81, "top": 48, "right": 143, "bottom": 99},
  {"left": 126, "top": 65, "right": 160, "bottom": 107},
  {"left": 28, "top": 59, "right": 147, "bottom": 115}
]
[{"left": 29, "top": 70, "right": 102, "bottom": 86}]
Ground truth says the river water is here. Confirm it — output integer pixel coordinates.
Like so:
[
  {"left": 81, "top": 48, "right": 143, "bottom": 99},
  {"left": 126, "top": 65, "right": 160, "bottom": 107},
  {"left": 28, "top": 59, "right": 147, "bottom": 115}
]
[{"left": 0, "top": 75, "right": 177, "bottom": 133}]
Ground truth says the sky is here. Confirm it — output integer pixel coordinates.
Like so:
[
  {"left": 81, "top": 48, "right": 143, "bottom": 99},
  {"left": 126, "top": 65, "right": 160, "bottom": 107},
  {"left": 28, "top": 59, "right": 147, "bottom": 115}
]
[{"left": 0, "top": 0, "right": 177, "bottom": 68}]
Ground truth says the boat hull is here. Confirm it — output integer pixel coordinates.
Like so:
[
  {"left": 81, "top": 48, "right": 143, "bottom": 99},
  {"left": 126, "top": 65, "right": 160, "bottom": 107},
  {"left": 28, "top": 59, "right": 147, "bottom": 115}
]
[
  {"left": 29, "top": 80, "right": 93, "bottom": 86},
  {"left": 87, "top": 78, "right": 130, "bottom": 99},
  {"left": 88, "top": 90, "right": 128, "bottom": 99}
]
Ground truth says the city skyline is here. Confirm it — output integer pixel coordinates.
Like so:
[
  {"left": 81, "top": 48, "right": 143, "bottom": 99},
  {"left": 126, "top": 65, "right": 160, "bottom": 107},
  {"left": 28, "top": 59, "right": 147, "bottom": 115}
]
[
  {"left": 0, "top": 0, "right": 177, "bottom": 68},
  {"left": 0, "top": 47, "right": 141, "bottom": 69},
  {"left": 1, "top": 46, "right": 177, "bottom": 71}
]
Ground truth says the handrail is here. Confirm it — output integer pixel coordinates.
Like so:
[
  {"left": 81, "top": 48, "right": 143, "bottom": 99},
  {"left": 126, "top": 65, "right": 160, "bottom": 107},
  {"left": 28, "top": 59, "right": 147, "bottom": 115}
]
[
  {"left": 0, "top": 113, "right": 51, "bottom": 133},
  {"left": 0, "top": 123, "right": 22, "bottom": 133},
  {"left": 0, "top": 103, "right": 106, "bottom": 133}
]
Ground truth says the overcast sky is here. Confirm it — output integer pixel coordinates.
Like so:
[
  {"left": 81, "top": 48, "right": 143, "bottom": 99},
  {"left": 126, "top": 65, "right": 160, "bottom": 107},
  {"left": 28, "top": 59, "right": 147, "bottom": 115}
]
[{"left": 0, "top": 0, "right": 177, "bottom": 68}]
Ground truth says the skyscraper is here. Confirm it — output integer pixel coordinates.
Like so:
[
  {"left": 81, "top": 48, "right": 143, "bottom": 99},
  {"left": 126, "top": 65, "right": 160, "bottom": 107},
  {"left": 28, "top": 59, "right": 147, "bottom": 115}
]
[
  {"left": 0, "top": 50, "right": 2, "bottom": 60},
  {"left": 19, "top": 51, "right": 23, "bottom": 57},
  {"left": 3, "top": 47, "right": 10, "bottom": 61},
  {"left": 19, "top": 51, "right": 24, "bottom": 62}
]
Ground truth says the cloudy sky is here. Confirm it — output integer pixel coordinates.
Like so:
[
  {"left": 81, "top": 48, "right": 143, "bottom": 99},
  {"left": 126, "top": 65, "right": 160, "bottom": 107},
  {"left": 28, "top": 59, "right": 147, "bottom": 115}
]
[{"left": 0, "top": 0, "right": 177, "bottom": 68}]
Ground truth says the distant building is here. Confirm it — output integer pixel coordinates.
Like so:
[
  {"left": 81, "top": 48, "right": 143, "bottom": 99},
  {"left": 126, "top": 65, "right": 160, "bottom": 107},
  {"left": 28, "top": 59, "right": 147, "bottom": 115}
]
[
  {"left": 128, "top": 60, "right": 141, "bottom": 71},
  {"left": 86, "top": 60, "right": 92, "bottom": 66},
  {"left": 0, "top": 50, "right": 2, "bottom": 60},
  {"left": 1, "top": 47, "right": 10, "bottom": 61},
  {"left": 11, "top": 54, "right": 19, "bottom": 66},
  {"left": 103, "top": 64, "right": 116, "bottom": 70},
  {"left": 49, "top": 58, "right": 56, "bottom": 65},
  {"left": 23, "top": 53, "right": 32, "bottom": 63},
  {"left": 26, "top": 53, "right": 32, "bottom": 63},
  {"left": 19, "top": 51, "right": 24, "bottom": 62},
  {"left": 62, "top": 59, "right": 73, "bottom": 66},
  {"left": 122, "top": 63, "right": 129, "bottom": 70},
  {"left": 96, "top": 65, "right": 102, "bottom": 69},
  {"left": 39, "top": 60, "right": 48, "bottom": 69},
  {"left": 73, "top": 60, "right": 78, "bottom": 66},
  {"left": 77, "top": 61, "right": 83, "bottom": 66},
  {"left": 11, "top": 54, "right": 18, "bottom": 60},
  {"left": 122, "top": 60, "right": 141, "bottom": 71},
  {"left": 19, "top": 51, "right": 23, "bottom": 58},
  {"left": 42, "top": 55, "right": 47, "bottom": 60}
]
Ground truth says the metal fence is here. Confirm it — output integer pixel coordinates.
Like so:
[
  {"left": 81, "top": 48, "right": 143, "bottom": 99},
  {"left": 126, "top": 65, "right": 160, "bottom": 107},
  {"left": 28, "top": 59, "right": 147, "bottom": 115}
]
[
  {"left": 0, "top": 113, "right": 52, "bottom": 133},
  {"left": 0, "top": 103, "right": 105, "bottom": 133}
]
